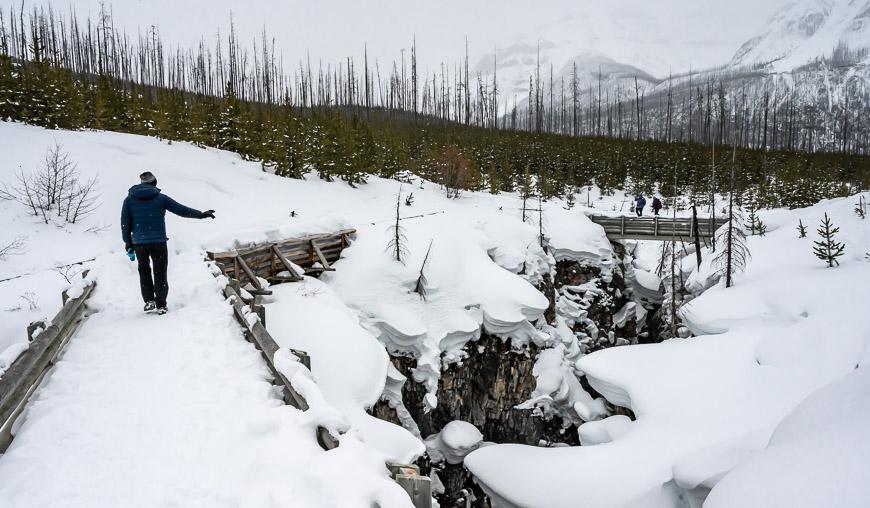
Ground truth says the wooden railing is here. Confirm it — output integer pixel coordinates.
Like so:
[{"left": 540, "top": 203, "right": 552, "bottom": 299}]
[
  {"left": 208, "top": 229, "right": 355, "bottom": 294},
  {"left": 588, "top": 215, "right": 730, "bottom": 241},
  {"left": 210, "top": 232, "right": 431, "bottom": 507},
  {"left": 0, "top": 271, "right": 96, "bottom": 452}
]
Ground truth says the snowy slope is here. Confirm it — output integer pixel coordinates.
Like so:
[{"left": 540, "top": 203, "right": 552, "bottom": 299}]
[
  {"left": 0, "top": 122, "right": 430, "bottom": 506},
  {"left": 731, "top": 0, "right": 870, "bottom": 71},
  {"left": 466, "top": 194, "right": 870, "bottom": 507},
  {"left": 0, "top": 251, "right": 412, "bottom": 507},
  {"left": 706, "top": 365, "right": 870, "bottom": 508}
]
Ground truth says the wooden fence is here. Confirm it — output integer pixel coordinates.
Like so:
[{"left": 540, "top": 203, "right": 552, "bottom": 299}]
[
  {"left": 0, "top": 272, "right": 96, "bottom": 453},
  {"left": 208, "top": 229, "right": 355, "bottom": 294},
  {"left": 588, "top": 215, "right": 730, "bottom": 241},
  {"left": 211, "top": 236, "right": 432, "bottom": 508}
]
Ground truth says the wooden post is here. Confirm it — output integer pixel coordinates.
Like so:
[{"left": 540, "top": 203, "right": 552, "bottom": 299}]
[
  {"left": 654, "top": 216, "right": 659, "bottom": 237},
  {"left": 395, "top": 474, "right": 432, "bottom": 508},
  {"left": 620, "top": 215, "right": 625, "bottom": 236},
  {"left": 252, "top": 295, "right": 266, "bottom": 327},
  {"left": 692, "top": 205, "right": 703, "bottom": 267},
  {"left": 27, "top": 320, "right": 47, "bottom": 342}
]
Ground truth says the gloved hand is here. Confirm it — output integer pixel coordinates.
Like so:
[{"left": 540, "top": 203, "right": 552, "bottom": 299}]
[
  {"left": 125, "top": 243, "right": 133, "bottom": 253},
  {"left": 125, "top": 244, "right": 136, "bottom": 262},
  {"left": 202, "top": 209, "right": 216, "bottom": 219}
]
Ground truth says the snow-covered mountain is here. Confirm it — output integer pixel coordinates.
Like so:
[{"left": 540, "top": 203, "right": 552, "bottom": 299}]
[{"left": 731, "top": 0, "right": 870, "bottom": 71}]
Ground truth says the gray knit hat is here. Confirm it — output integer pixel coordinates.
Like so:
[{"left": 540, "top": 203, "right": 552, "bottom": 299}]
[{"left": 139, "top": 171, "right": 157, "bottom": 185}]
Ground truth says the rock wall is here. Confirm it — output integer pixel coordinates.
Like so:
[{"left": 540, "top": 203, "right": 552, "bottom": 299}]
[
  {"left": 372, "top": 331, "right": 578, "bottom": 447},
  {"left": 370, "top": 243, "right": 660, "bottom": 507}
]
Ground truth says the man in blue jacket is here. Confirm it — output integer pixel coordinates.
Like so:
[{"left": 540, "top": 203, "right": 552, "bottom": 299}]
[{"left": 121, "top": 171, "right": 215, "bottom": 314}]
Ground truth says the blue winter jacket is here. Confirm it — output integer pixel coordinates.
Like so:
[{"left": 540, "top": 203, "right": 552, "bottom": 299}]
[{"left": 121, "top": 184, "right": 205, "bottom": 245}]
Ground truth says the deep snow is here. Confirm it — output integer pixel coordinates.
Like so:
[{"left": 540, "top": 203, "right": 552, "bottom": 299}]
[
  {"left": 467, "top": 193, "right": 870, "bottom": 507},
  {"left": 0, "top": 250, "right": 412, "bottom": 507},
  {"left": 0, "top": 120, "right": 612, "bottom": 505},
  {"left": 3, "top": 120, "right": 868, "bottom": 508}
]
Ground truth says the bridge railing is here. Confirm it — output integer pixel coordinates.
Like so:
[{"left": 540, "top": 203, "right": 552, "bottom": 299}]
[
  {"left": 0, "top": 271, "right": 96, "bottom": 453},
  {"left": 589, "top": 215, "right": 730, "bottom": 240}
]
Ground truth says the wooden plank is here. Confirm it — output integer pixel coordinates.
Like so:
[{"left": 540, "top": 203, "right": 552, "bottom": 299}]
[
  {"left": 310, "top": 240, "right": 335, "bottom": 271},
  {"left": 271, "top": 245, "right": 302, "bottom": 281},
  {"left": 235, "top": 255, "right": 262, "bottom": 290}
]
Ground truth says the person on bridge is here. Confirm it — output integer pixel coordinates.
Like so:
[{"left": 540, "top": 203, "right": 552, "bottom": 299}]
[
  {"left": 635, "top": 194, "right": 646, "bottom": 217},
  {"left": 652, "top": 197, "right": 663, "bottom": 216},
  {"left": 121, "top": 171, "right": 215, "bottom": 315}
]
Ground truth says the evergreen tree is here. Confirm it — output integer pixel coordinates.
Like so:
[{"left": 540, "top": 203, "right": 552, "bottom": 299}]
[
  {"left": 797, "top": 219, "right": 807, "bottom": 238},
  {"left": 216, "top": 81, "right": 242, "bottom": 153},
  {"left": 812, "top": 213, "right": 845, "bottom": 267},
  {"left": 564, "top": 187, "right": 576, "bottom": 209}
]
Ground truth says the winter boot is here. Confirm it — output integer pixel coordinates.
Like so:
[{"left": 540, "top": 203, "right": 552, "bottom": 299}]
[
  {"left": 156, "top": 306, "right": 168, "bottom": 315},
  {"left": 144, "top": 301, "right": 157, "bottom": 312}
]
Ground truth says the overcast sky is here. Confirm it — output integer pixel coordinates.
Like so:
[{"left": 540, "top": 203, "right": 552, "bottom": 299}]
[{"left": 28, "top": 0, "right": 793, "bottom": 77}]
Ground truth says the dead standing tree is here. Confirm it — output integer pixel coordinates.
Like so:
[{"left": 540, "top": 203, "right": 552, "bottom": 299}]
[
  {"left": 386, "top": 188, "right": 409, "bottom": 263},
  {"left": 713, "top": 142, "right": 750, "bottom": 287}
]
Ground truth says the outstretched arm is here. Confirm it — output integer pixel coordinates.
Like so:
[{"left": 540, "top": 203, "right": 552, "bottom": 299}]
[
  {"left": 121, "top": 197, "right": 133, "bottom": 244},
  {"left": 163, "top": 195, "right": 209, "bottom": 219}
]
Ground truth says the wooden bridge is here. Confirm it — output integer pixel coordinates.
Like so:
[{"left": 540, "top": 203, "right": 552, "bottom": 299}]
[
  {"left": 1, "top": 230, "right": 431, "bottom": 508},
  {"left": 588, "top": 215, "right": 730, "bottom": 241}
]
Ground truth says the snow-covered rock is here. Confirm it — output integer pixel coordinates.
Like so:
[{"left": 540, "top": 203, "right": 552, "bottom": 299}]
[{"left": 424, "top": 420, "right": 485, "bottom": 465}]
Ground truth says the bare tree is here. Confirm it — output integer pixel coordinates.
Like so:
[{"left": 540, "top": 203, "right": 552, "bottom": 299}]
[
  {"left": 386, "top": 189, "right": 408, "bottom": 263},
  {"left": 1, "top": 144, "right": 99, "bottom": 224}
]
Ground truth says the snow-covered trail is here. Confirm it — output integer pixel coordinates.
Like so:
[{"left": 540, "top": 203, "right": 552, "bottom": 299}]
[{"left": 0, "top": 252, "right": 410, "bottom": 507}]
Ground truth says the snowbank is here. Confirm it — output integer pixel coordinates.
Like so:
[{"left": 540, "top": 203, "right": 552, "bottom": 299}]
[
  {"left": 706, "top": 365, "right": 870, "bottom": 508},
  {"left": 266, "top": 278, "right": 425, "bottom": 463},
  {"left": 545, "top": 206, "right": 613, "bottom": 267},
  {"left": 467, "top": 194, "right": 870, "bottom": 507}
]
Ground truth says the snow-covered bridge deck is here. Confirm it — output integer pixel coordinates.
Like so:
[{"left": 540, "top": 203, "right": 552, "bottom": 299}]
[
  {"left": 588, "top": 215, "right": 729, "bottom": 241},
  {"left": 0, "top": 246, "right": 430, "bottom": 507}
]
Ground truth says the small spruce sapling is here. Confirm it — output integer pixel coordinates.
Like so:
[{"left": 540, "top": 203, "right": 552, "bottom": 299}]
[
  {"left": 797, "top": 219, "right": 807, "bottom": 238},
  {"left": 812, "top": 213, "right": 845, "bottom": 267},
  {"left": 855, "top": 195, "right": 867, "bottom": 219},
  {"left": 405, "top": 192, "right": 415, "bottom": 207},
  {"left": 745, "top": 190, "right": 767, "bottom": 236},
  {"left": 564, "top": 188, "right": 576, "bottom": 210}
]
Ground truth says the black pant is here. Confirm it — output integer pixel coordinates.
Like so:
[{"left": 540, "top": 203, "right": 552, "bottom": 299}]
[
  {"left": 636, "top": 207, "right": 644, "bottom": 217},
  {"left": 134, "top": 242, "right": 168, "bottom": 308}
]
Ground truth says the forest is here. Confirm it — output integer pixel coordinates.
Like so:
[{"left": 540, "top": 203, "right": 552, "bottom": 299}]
[{"left": 1, "top": 4, "right": 869, "bottom": 209}]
